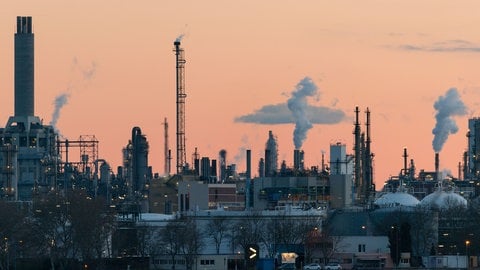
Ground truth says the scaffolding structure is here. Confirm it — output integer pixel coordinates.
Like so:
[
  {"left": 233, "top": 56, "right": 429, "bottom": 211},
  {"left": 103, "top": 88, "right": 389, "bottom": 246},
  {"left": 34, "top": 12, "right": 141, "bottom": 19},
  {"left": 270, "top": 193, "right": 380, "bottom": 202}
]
[{"left": 57, "top": 135, "right": 99, "bottom": 176}]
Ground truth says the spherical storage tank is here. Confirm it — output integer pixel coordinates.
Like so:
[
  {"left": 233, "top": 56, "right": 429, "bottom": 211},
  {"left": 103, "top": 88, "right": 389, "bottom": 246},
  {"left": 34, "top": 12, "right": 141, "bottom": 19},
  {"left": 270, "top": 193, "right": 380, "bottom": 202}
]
[
  {"left": 374, "top": 191, "right": 420, "bottom": 208},
  {"left": 419, "top": 190, "right": 467, "bottom": 210}
]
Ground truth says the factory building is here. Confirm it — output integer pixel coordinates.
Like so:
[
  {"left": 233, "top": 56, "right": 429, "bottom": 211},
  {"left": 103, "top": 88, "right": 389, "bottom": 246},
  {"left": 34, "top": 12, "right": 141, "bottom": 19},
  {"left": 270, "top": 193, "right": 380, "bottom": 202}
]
[
  {"left": 329, "top": 142, "right": 354, "bottom": 209},
  {"left": 0, "top": 16, "right": 58, "bottom": 201}
]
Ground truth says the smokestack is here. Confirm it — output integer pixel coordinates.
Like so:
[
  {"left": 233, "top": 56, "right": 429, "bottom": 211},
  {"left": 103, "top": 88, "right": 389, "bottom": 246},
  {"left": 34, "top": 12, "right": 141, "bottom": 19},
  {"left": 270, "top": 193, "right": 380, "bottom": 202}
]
[
  {"left": 435, "top": 152, "right": 439, "bottom": 180},
  {"left": 15, "top": 16, "right": 35, "bottom": 117},
  {"left": 293, "top": 149, "right": 304, "bottom": 171},
  {"left": 246, "top": 149, "right": 251, "bottom": 180},
  {"left": 174, "top": 39, "right": 187, "bottom": 174},
  {"left": 219, "top": 149, "right": 227, "bottom": 182},
  {"left": 403, "top": 148, "right": 408, "bottom": 176}
]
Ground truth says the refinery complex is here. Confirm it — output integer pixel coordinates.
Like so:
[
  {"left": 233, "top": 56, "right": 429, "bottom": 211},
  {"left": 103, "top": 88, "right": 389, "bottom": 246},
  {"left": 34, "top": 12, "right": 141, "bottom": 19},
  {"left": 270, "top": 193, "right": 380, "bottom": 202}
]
[{"left": 2, "top": 16, "right": 480, "bottom": 270}]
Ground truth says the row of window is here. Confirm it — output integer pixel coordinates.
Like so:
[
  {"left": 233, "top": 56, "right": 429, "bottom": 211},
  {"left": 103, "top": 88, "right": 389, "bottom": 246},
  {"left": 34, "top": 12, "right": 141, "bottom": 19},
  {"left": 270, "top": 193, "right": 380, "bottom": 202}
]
[
  {"left": 152, "top": 259, "right": 186, "bottom": 265},
  {"left": 2, "top": 136, "right": 50, "bottom": 148},
  {"left": 151, "top": 259, "right": 216, "bottom": 266}
]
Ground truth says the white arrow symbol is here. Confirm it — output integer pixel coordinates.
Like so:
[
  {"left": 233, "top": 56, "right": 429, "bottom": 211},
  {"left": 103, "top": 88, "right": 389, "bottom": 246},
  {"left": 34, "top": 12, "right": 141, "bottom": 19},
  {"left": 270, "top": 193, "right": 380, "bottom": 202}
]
[{"left": 249, "top": 247, "right": 257, "bottom": 259}]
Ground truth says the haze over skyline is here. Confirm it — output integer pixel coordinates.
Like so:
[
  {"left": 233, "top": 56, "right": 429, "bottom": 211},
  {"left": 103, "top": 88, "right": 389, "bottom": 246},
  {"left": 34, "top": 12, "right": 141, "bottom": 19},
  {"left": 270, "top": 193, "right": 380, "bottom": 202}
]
[{"left": 2, "top": 1, "right": 480, "bottom": 187}]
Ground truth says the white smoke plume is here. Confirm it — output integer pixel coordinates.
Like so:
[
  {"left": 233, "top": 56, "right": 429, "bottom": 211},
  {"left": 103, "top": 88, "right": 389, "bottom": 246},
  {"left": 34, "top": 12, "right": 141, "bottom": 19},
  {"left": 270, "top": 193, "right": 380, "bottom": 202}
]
[
  {"left": 432, "top": 88, "right": 467, "bottom": 153},
  {"left": 49, "top": 93, "right": 70, "bottom": 131},
  {"left": 233, "top": 134, "right": 249, "bottom": 163},
  {"left": 287, "top": 77, "right": 318, "bottom": 149},
  {"left": 49, "top": 58, "right": 97, "bottom": 132},
  {"left": 175, "top": 34, "right": 185, "bottom": 43}
]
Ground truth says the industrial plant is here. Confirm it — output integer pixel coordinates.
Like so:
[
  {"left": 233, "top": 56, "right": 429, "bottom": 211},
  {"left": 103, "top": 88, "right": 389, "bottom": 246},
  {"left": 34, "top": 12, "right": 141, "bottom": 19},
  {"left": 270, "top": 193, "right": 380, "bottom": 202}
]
[{"left": 2, "top": 16, "right": 480, "bottom": 270}]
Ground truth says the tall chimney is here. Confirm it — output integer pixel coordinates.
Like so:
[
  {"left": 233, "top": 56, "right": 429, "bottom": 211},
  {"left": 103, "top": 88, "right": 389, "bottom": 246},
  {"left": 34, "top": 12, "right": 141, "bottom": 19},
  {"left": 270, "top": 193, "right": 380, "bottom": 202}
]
[
  {"left": 403, "top": 148, "right": 408, "bottom": 176},
  {"left": 435, "top": 152, "right": 439, "bottom": 181},
  {"left": 246, "top": 149, "right": 251, "bottom": 180},
  {"left": 15, "top": 16, "right": 35, "bottom": 117}
]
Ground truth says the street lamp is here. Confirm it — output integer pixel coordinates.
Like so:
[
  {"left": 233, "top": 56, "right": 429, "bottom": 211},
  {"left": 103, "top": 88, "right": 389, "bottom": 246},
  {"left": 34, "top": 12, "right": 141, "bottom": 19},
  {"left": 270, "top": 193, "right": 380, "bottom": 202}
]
[{"left": 465, "top": 240, "right": 470, "bottom": 269}]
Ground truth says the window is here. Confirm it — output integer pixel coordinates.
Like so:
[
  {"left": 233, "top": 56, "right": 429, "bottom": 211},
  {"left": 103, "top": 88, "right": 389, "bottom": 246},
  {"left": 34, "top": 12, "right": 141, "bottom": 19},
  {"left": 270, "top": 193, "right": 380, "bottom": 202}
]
[
  {"left": 201, "top": 260, "right": 215, "bottom": 265},
  {"left": 358, "top": 244, "right": 366, "bottom": 252},
  {"left": 20, "top": 136, "right": 27, "bottom": 147}
]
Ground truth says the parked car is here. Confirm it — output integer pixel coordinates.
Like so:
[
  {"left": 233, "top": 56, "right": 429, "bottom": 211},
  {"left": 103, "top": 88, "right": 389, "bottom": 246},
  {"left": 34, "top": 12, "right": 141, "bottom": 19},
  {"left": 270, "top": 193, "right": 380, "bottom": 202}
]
[
  {"left": 279, "top": 263, "right": 296, "bottom": 270},
  {"left": 324, "top": 263, "right": 342, "bottom": 270},
  {"left": 303, "top": 263, "right": 322, "bottom": 270}
]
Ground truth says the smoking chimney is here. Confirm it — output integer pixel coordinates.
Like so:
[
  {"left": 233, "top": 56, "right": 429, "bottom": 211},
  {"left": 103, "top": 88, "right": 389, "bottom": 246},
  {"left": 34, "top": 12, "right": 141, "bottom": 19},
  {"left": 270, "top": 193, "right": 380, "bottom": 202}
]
[
  {"left": 174, "top": 40, "right": 187, "bottom": 174},
  {"left": 15, "top": 16, "right": 35, "bottom": 117},
  {"left": 435, "top": 152, "right": 439, "bottom": 181},
  {"left": 293, "top": 149, "right": 304, "bottom": 171}
]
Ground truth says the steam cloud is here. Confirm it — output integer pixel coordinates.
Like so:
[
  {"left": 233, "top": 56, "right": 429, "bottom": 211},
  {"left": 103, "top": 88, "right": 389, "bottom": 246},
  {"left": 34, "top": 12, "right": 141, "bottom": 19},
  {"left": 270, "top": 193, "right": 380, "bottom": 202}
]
[
  {"left": 432, "top": 88, "right": 467, "bottom": 153},
  {"left": 288, "top": 77, "right": 318, "bottom": 149},
  {"left": 235, "top": 77, "right": 346, "bottom": 149}
]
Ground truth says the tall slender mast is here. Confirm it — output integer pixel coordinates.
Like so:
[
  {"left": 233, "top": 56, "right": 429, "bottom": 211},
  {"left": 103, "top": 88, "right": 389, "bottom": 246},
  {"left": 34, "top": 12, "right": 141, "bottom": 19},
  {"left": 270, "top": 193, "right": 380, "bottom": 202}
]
[
  {"left": 174, "top": 41, "right": 186, "bottom": 174},
  {"left": 354, "top": 106, "right": 362, "bottom": 197},
  {"left": 163, "top": 117, "right": 170, "bottom": 175}
]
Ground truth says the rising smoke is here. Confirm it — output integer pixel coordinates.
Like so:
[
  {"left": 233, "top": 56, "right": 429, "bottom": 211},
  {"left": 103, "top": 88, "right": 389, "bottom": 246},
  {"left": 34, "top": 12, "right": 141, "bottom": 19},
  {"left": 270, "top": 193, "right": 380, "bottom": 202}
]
[
  {"left": 175, "top": 34, "right": 185, "bottom": 43},
  {"left": 49, "top": 58, "right": 97, "bottom": 132},
  {"left": 234, "top": 104, "right": 344, "bottom": 124},
  {"left": 432, "top": 88, "right": 467, "bottom": 153},
  {"left": 235, "top": 77, "right": 346, "bottom": 149},
  {"left": 233, "top": 134, "right": 250, "bottom": 163},
  {"left": 288, "top": 77, "right": 318, "bottom": 149},
  {"left": 49, "top": 93, "right": 70, "bottom": 129}
]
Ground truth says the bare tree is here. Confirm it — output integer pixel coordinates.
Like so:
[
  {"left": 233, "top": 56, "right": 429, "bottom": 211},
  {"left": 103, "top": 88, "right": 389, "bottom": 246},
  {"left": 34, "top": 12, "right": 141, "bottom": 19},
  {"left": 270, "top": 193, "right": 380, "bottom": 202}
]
[
  {"left": 29, "top": 192, "right": 75, "bottom": 270},
  {"left": 161, "top": 220, "right": 183, "bottom": 270},
  {"left": 230, "top": 212, "right": 264, "bottom": 253},
  {"left": 410, "top": 206, "right": 437, "bottom": 257},
  {"left": 0, "top": 200, "right": 27, "bottom": 270},
  {"left": 204, "top": 216, "right": 230, "bottom": 254},
  {"left": 69, "top": 190, "right": 116, "bottom": 263},
  {"left": 179, "top": 217, "right": 203, "bottom": 270}
]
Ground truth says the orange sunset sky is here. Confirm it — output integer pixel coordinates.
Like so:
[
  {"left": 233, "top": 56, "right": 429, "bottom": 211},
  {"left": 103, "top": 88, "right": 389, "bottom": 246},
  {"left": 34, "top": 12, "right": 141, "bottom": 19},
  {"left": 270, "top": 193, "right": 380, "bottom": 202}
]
[{"left": 2, "top": 1, "right": 480, "bottom": 189}]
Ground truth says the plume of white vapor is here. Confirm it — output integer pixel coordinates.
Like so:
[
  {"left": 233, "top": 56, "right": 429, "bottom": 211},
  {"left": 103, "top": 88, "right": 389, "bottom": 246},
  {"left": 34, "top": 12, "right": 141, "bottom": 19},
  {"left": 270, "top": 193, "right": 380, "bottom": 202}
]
[
  {"left": 175, "top": 34, "right": 185, "bottom": 43},
  {"left": 287, "top": 77, "right": 318, "bottom": 149},
  {"left": 49, "top": 58, "right": 97, "bottom": 132},
  {"left": 432, "top": 88, "right": 467, "bottom": 153},
  {"left": 49, "top": 93, "right": 70, "bottom": 130}
]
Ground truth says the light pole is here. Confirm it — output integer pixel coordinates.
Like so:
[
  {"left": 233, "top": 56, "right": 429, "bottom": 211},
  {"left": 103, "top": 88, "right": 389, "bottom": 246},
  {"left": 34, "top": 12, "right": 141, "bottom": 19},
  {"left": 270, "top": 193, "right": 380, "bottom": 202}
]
[{"left": 465, "top": 240, "right": 470, "bottom": 269}]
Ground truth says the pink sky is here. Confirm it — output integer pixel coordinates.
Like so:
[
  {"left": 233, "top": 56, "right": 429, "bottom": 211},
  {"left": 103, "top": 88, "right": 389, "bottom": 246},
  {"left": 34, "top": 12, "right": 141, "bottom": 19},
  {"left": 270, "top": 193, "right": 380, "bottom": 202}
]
[{"left": 2, "top": 1, "right": 480, "bottom": 188}]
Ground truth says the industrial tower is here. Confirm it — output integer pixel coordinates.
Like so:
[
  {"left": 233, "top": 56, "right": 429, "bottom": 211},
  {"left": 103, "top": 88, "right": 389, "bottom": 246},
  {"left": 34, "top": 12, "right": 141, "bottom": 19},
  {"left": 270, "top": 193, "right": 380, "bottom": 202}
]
[
  {"left": 353, "top": 106, "right": 374, "bottom": 204},
  {"left": 0, "top": 17, "right": 58, "bottom": 200},
  {"left": 174, "top": 41, "right": 187, "bottom": 174}
]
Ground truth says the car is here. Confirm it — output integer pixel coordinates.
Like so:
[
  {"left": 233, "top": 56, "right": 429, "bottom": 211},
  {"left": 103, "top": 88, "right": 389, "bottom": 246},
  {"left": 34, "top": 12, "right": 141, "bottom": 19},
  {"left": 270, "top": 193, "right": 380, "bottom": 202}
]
[
  {"left": 324, "top": 263, "right": 342, "bottom": 270},
  {"left": 279, "top": 263, "right": 296, "bottom": 270},
  {"left": 303, "top": 263, "right": 322, "bottom": 270}
]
